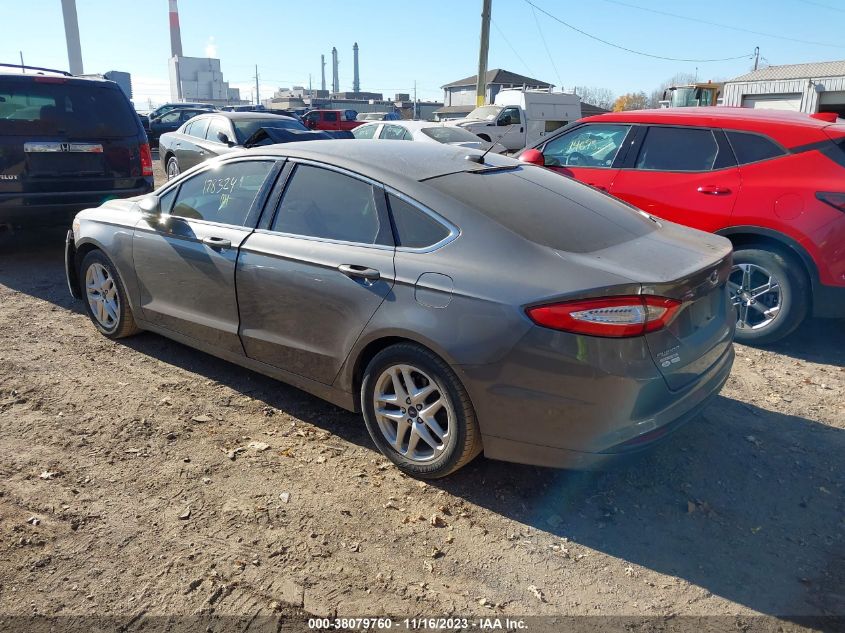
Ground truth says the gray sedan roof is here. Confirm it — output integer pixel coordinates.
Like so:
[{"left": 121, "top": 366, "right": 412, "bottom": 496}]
[{"left": 240, "top": 139, "right": 515, "bottom": 183}]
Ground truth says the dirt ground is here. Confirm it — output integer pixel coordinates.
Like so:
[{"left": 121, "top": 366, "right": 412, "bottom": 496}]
[{"left": 0, "top": 168, "right": 843, "bottom": 630}]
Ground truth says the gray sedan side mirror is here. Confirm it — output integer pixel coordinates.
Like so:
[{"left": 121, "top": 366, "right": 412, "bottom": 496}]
[
  {"left": 138, "top": 195, "right": 161, "bottom": 217},
  {"left": 217, "top": 131, "right": 235, "bottom": 146}
]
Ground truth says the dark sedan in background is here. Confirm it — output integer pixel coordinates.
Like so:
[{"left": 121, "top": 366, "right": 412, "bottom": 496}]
[
  {"left": 147, "top": 107, "right": 212, "bottom": 145},
  {"left": 66, "top": 142, "right": 734, "bottom": 478},
  {"left": 158, "top": 111, "right": 315, "bottom": 179}
]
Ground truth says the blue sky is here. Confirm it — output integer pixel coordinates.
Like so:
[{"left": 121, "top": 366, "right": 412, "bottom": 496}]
[{"left": 2, "top": 0, "right": 844, "bottom": 108}]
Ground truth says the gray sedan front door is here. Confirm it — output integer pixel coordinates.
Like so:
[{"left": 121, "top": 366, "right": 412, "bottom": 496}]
[
  {"left": 236, "top": 162, "right": 396, "bottom": 384},
  {"left": 132, "top": 159, "right": 278, "bottom": 354}
]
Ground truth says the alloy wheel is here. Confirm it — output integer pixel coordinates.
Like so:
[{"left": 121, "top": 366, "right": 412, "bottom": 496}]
[
  {"left": 85, "top": 262, "right": 119, "bottom": 330},
  {"left": 728, "top": 262, "right": 781, "bottom": 331},
  {"left": 373, "top": 364, "right": 454, "bottom": 463},
  {"left": 166, "top": 158, "right": 180, "bottom": 180}
]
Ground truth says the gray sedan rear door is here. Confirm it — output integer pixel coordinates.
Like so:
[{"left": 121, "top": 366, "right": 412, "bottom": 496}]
[{"left": 236, "top": 161, "right": 396, "bottom": 384}]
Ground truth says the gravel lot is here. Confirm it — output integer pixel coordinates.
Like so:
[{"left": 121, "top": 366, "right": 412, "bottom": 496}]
[{"left": 0, "top": 167, "right": 843, "bottom": 630}]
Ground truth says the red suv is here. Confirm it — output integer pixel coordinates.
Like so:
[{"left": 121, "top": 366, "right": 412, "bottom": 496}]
[{"left": 519, "top": 108, "right": 845, "bottom": 344}]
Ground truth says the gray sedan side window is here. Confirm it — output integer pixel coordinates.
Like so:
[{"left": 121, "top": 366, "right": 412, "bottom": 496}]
[
  {"left": 169, "top": 160, "right": 274, "bottom": 226},
  {"left": 387, "top": 194, "right": 450, "bottom": 249},
  {"left": 206, "top": 117, "right": 232, "bottom": 144},
  {"left": 189, "top": 117, "right": 211, "bottom": 139},
  {"left": 271, "top": 164, "right": 392, "bottom": 246}
]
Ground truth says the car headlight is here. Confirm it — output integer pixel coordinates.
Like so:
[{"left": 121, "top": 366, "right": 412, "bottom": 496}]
[{"left": 72, "top": 218, "right": 81, "bottom": 237}]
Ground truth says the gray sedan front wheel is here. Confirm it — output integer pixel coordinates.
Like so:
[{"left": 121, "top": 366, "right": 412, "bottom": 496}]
[
  {"left": 361, "top": 343, "right": 482, "bottom": 478},
  {"left": 79, "top": 250, "right": 140, "bottom": 339}
]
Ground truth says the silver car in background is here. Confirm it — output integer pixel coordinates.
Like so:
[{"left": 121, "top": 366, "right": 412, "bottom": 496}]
[
  {"left": 351, "top": 120, "right": 505, "bottom": 152},
  {"left": 65, "top": 141, "right": 734, "bottom": 478}
]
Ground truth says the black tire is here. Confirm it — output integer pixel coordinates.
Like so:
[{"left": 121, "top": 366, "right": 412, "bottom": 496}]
[
  {"left": 361, "top": 343, "right": 482, "bottom": 479},
  {"left": 477, "top": 133, "right": 492, "bottom": 143},
  {"left": 166, "top": 156, "right": 180, "bottom": 180},
  {"left": 78, "top": 250, "right": 141, "bottom": 339},
  {"left": 730, "top": 247, "right": 808, "bottom": 345}
]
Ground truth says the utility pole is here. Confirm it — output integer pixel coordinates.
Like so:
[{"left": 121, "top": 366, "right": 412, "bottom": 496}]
[
  {"left": 475, "top": 0, "right": 492, "bottom": 107},
  {"left": 414, "top": 80, "right": 418, "bottom": 120},
  {"left": 19, "top": 51, "right": 24, "bottom": 72},
  {"left": 753, "top": 46, "right": 760, "bottom": 71},
  {"left": 254, "top": 64, "right": 260, "bottom": 105}
]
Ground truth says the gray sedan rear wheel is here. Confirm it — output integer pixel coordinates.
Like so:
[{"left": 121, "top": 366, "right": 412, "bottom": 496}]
[
  {"left": 166, "top": 156, "right": 180, "bottom": 180},
  {"left": 361, "top": 343, "right": 482, "bottom": 478},
  {"left": 79, "top": 250, "right": 140, "bottom": 339}
]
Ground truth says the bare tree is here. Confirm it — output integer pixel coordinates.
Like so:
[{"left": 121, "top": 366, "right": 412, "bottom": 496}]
[{"left": 573, "top": 86, "right": 615, "bottom": 111}]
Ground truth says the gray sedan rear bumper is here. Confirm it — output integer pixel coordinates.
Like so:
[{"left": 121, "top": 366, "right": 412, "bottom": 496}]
[{"left": 459, "top": 336, "right": 734, "bottom": 470}]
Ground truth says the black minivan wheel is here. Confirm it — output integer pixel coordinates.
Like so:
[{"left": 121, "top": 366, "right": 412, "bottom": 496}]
[
  {"left": 361, "top": 343, "right": 482, "bottom": 479},
  {"left": 79, "top": 250, "right": 140, "bottom": 339},
  {"left": 729, "top": 247, "right": 808, "bottom": 345}
]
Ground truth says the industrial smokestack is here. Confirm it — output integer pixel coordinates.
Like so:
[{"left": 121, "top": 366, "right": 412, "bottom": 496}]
[
  {"left": 168, "top": 0, "right": 183, "bottom": 58},
  {"left": 331, "top": 47, "right": 339, "bottom": 94},
  {"left": 60, "top": 0, "right": 84, "bottom": 75},
  {"left": 353, "top": 42, "right": 360, "bottom": 94},
  {"left": 320, "top": 54, "right": 326, "bottom": 92}
]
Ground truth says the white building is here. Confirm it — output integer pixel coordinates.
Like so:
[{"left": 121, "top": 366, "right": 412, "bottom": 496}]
[
  {"left": 722, "top": 60, "right": 845, "bottom": 117},
  {"left": 168, "top": 56, "right": 243, "bottom": 105}
]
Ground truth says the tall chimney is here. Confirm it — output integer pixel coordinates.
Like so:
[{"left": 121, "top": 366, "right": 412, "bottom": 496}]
[
  {"left": 331, "top": 47, "right": 339, "bottom": 94},
  {"left": 353, "top": 42, "right": 360, "bottom": 94},
  {"left": 168, "top": 0, "right": 183, "bottom": 58},
  {"left": 320, "top": 54, "right": 326, "bottom": 92},
  {"left": 60, "top": 0, "right": 84, "bottom": 75}
]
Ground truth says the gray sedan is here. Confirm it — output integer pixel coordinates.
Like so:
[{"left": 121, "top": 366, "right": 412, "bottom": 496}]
[{"left": 65, "top": 141, "right": 734, "bottom": 478}]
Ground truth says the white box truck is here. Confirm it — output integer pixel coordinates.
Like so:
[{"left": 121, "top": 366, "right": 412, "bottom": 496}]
[{"left": 449, "top": 89, "right": 582, "bottom": 151}]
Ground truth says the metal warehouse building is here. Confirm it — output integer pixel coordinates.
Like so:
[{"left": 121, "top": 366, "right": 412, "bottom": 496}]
[{"left": 722, "top": 60, "right": 845, "bottom": 117}]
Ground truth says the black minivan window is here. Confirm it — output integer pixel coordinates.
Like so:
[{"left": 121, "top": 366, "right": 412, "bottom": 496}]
[
  {"left": 0, "top": 81, "right": 136, "bottom": 137},
  {"left": 388, "top": 194, "right": 450, "bottom": 248},
  {"left": 636, "top": 127, "right": 720, "bottom": 171},
  {"left": 725, "top": 131, "right": 785, "bottom": 165},
  {"left": 273, "top": 165, "right": 391, "bottom": 245},
  {"left": 169, "top": 161, "right": 273, "bottom": 226}
]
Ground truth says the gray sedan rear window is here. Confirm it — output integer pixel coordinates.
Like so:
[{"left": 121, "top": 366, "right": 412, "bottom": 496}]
[{"left": 428, "top": 166, "right": 656, "bottom": 253}]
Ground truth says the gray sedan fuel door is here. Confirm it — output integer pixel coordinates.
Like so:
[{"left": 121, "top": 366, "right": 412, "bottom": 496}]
[
  {"left": 237, "top": 162, "right": 395, "bottom": 384},
  {"left": 132, "top": 159, "right": 278, "bottom": 354}
]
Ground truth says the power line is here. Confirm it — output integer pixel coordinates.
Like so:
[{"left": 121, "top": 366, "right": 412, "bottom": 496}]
[
  {"left": 525, "top": 0, "right": 754, "bottom": 63},
  {"left": 599, "top": 0, "right": 845, "bottom": 49},
  {"left": 529, "top": 2, "right": 564, "bottom": 88},
  {"left": 492, "top": 19, "right": 537, "bottom": 79},
  {"left": 796, "top": 0, "right": 845, "bottom": 13}
]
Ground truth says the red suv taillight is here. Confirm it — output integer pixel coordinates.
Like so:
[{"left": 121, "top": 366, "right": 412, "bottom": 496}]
[
  {"left": 816, "top": 191, "right": 845, "bottom": 213},
  {"left": 139, "top": 143, "right": 153, "bottom": 177},
  {"left": 526, "top": 295, "right": 682, "bottom": 338}
]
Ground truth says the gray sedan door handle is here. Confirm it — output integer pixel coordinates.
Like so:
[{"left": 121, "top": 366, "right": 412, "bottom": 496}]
[
  {"left": 338, "top": 264, "right": 380, "bottom": 281},
  {"left": 202, "top": 236, "right": 231, "bottom": 250}
]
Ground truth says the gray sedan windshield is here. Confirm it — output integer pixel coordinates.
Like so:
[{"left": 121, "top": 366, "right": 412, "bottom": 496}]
[
  {"left": 428, "top": 166, "right": 656, "bottom": 253},
  {"left": 233, "top": 118, "right": 308, "bottom": 143}
]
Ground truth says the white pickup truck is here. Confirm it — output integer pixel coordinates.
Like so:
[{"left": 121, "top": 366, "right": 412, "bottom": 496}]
[{"left": 449, "top": 89, "right": 582, "bottom": 151}]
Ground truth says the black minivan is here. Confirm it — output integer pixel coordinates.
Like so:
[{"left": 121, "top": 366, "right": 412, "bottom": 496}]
[{"left": 0, "top": 67, "right": 154, "bottom": 227}]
